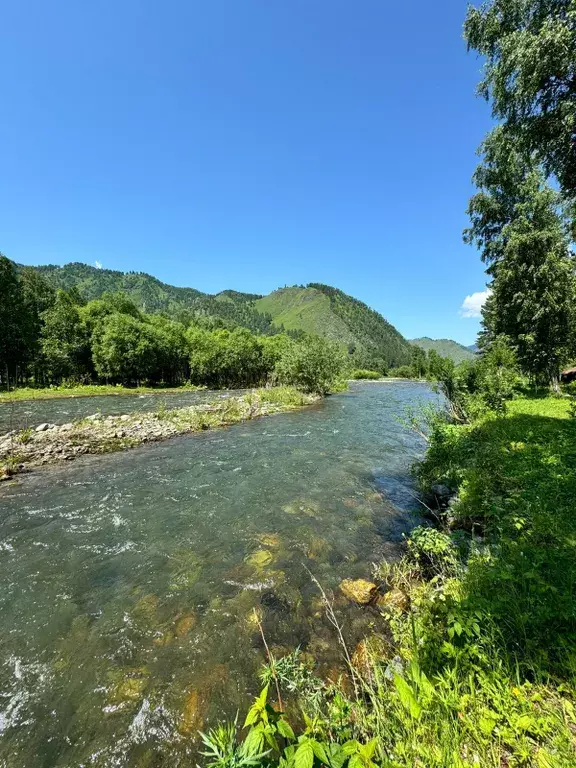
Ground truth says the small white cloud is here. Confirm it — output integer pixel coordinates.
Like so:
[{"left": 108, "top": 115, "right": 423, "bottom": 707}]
[
  {"left": 94, "top": 260, "right": 103, "bottom": 270},
  {"left": 460, "top": 289, "right": 491, "bottom": 318}
]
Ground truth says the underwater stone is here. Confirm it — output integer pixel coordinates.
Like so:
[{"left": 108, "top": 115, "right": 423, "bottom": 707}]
[
  {"left": 245, "top": 549, "right": 273, "bottom": 569},
  {"left": 339, "top": 578, "right": 377, "bottom": 605},
  {"left": 174, "top": 613, "right": 196, "bottom": 637},
  {"left": 179, "top": 689, "right": 203, "bottom": 734},
  {"left": 377, "top": 587, "right": 410, "bottom": 612}
]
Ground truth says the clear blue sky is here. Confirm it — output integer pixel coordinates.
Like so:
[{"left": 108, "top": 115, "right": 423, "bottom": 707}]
[{"left": 1, "top": 0, "right": 492, "bottom": 345}]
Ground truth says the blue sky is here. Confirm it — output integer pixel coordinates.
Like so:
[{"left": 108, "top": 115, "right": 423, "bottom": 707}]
[{"left": 1, "top": 0, "right": 492, "bottom": 345}]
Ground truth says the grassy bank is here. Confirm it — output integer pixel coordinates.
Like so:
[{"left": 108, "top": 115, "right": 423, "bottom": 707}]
[
  {"left": 0, "top": 387, "right": 319, "bottom": 480},
  {"left": 204, "top": 395, "right": 576, "bottom": 767},
  {"left": 0, "top": 383, "right": 207, "bottom": 403}
]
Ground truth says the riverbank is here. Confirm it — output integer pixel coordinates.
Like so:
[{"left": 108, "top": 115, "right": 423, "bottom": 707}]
[
  {"left": 0, "top": 387, "right": 319, "bottom": 480},
  {"left": 0, "top": 383, "right": 206, "bottom": 403},
  {"left": 217, "top": 394, "right": 576, "bottom": 767}
]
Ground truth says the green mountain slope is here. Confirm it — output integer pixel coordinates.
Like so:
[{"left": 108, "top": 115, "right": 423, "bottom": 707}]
[
  {"left": 410, "top": 337, "right": 477, "bottom": 364},
  {"left": 29, "top": 262, "right": 411, "bottom": 369},
  {"left": 255, "top": 287, "right": 355, "bottom": 343},
  {"left": 257, "top": 284, "right": 412, "bottom": 368}
]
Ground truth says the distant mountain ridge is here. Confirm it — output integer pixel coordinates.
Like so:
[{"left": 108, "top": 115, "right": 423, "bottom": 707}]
[
  {"left": 410, "top": 337, "right": 477, "bottom": 364},
  {"left": 30, "top": 262, "right": 413, "bottom": 369}
]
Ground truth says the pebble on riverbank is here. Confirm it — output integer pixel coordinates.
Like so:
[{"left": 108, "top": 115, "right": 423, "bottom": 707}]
[{"left": 0, "top": 388, "right": 319, "bottom": 481}]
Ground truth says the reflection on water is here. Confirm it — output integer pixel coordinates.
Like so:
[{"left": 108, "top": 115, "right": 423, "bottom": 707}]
[
  {"left": 0, "top": 381, "right": 438, "bottom": 767},
  {"left": 0, "top": 389, "right": 248, "bottom": 432}
]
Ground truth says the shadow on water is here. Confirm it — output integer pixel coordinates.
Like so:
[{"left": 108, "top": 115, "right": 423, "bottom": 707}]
[{"left": 0, "top": 381, "right": 439, "bottom": 767}]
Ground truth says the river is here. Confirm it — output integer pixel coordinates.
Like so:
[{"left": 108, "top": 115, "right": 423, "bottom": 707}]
[
  {"left": 0, "top": 389, "right": 248, "bottom": 433},
  {"left": 0, "top": 381, "right": 438, "bottom": 767}
]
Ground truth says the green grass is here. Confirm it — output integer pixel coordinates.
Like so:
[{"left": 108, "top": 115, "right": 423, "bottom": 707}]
[{"left": 0, "top": 383, "right": 206, "bottom": 403}]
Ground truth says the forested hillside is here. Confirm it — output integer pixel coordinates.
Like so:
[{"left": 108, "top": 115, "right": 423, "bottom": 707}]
[
  {"left": 257, "top": 284, "right": 412, "bottom": 369},
  {"left": 34, "top": 263, "right": 275, "bottom": 334},
  {"left": 410, "top": 337, "right": 477, "bottom": 364},
  {"left": 24, "top": 263, "right": 411, "bottom": 371}
]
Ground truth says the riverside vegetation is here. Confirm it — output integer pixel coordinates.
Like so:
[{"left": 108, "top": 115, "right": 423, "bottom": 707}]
[
  {"left": 3, "top": 0, "right": 576, "bottom": 764},
  {"left": 195, "top": 1, "right": 576, "bottom": 765},
  {"left": 195, "top": 349, "right": 576, "bottom": 768}
]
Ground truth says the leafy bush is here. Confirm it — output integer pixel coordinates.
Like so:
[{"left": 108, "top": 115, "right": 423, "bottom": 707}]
[
  {"left": 406, "top": 526, "right": 460, "bottom": 578},
  {"left": 275, "top": 336, "right": 345, "bottom": 395},
  {"left": 388, "top": 365, "right": 413, "bottom": 378},
  {"left": 349, "top": 369, "right": 382, "bottom": 380}
]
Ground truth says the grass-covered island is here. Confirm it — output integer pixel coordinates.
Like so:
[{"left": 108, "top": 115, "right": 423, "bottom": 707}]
[
  {"left": 0, "top": 387, "right": 319, "bottom": 480},
  {"left": 0, "top": 382, "right": 206, "bottom": 403}
]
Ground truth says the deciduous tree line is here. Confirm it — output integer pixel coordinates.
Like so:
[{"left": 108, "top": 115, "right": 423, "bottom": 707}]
[{"left": 0, "top": 257, "right": 344, "bottom": 394}]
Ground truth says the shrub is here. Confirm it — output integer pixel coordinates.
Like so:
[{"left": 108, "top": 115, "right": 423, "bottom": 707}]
[
  {"left": 349, "top": 369, "right": 382, "bottom": 380},
  {"left": 275, "top": 336, "right": 345, "bottom": 395},
  {"left": 389, "top": 365, "right": 413, "bottom": 379}
]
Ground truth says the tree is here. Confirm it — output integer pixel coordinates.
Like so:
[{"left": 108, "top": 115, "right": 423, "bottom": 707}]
[
  {"left": 187, "top": 326, "right": 267, "bottom": 388},
  {"left": 0, "top": 255, "right": 28, "bottom": 386},
  {"left": 410, "top": 346, "right": 428, "bottom": 378},
  {"left": 275, "top": 335, "right": 345, "bottom": 395},
  {"left": 40, "top": 290, "right": 91, "bottom": 382},
  {"left": 147, "top": 315, "right": 189, "bottom": 384},
  {"left": 92, "top": 313, "right": 158, "bottom": 384},
  {"left": 426, "top": 349, "right": 455, "bottom": 382},
  {"left": 465, "top": 0, "right": 576, "bottom": 206},
  {"left": 466, "top": 130, "right": 575, "bottom": 387}
]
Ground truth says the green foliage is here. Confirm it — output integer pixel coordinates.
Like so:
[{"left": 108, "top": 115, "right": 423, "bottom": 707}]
[
  {"left": 405, "top": 526, "right": 460, "bottom": 578},
  {"left": 308, "top": 284, "right": 412, "bottom": 370},
  {"left": 202, "top": 685, "right": 380, "bottom": 768},
  {"left": 465, "top": 129, "right": 576, "bottom": 385},
  {"left": 16, "top": 427, "right": 33, "bottom": 445},
  {"left": 187, "top": 326, "right": 269, "bottom": 389},
  {"left": 464, "top": 0, "right": 576, "bottom": 203},
  {"left": 275, "top": 335, "right": 345, "bottom": 395},
  {"left": 40, "top": 290, "right": 91, "bottom": 382},
  {"left": 388, "top": 365, "right": 412, "bottom": 379},
  {"left": 349, "top": 370, "right": 382, "bottom": 380}
]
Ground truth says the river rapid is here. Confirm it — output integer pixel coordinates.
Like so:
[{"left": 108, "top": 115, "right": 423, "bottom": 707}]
[{"left": 0, "top": 381, "right": 438, "bottom": 767}]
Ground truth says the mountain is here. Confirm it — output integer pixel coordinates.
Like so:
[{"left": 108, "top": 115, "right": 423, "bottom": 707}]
[
  {"left": 467, "top": 343, "right": 479, "bottom": 353},
  {"left": 33, "top": 262, "right": 275, "bottom": 334},
  {"left": 256, "top": 284, "right": 412, "bottom": 368},
  {"left": 29, "top": 263, "right": 413, "bottom": 369},
  {"left": 410, "top": 337, "right": 477, "bottom": 364}
]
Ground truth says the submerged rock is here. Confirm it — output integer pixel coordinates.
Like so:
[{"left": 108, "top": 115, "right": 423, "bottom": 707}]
[
  {"left": 351, "top": 635, "right": 390, "bottom": 677},
  {"left": 245, "top": 549, "right": 274, "bottom": 569},
  {"left": 339, "top": 578, "right": 378, "bottom": 605},
  {"left": 256, "top": 533, "right": 281, "bottom": 548},
  {"left": 377, "top": 587, "right": 410, "bottom": 612},
  {"left": 174, "top": 613, "right": 196, "bottom": 637},
  {"left": 179, "top": 689, "right": 203, "bottom": 734}
]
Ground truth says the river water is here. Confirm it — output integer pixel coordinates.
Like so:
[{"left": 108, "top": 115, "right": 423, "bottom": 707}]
[
  {"left": 0, "top": 390, "right": 248, "bottom": 433},
  {"left": 0, "top": 381, "right": 437, "bottom": 767}
]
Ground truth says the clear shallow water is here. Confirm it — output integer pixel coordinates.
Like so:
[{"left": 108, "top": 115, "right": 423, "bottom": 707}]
[
  {"left": 0, "top": 381, "right": 437, "bottom": 767},
  {"left": 0, "top": 389, "right": 248, "bottom": 433}
]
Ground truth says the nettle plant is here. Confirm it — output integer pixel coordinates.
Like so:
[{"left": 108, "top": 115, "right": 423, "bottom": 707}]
[{"left": 199, "top": 685, "right": 379, "bottom": 768}]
